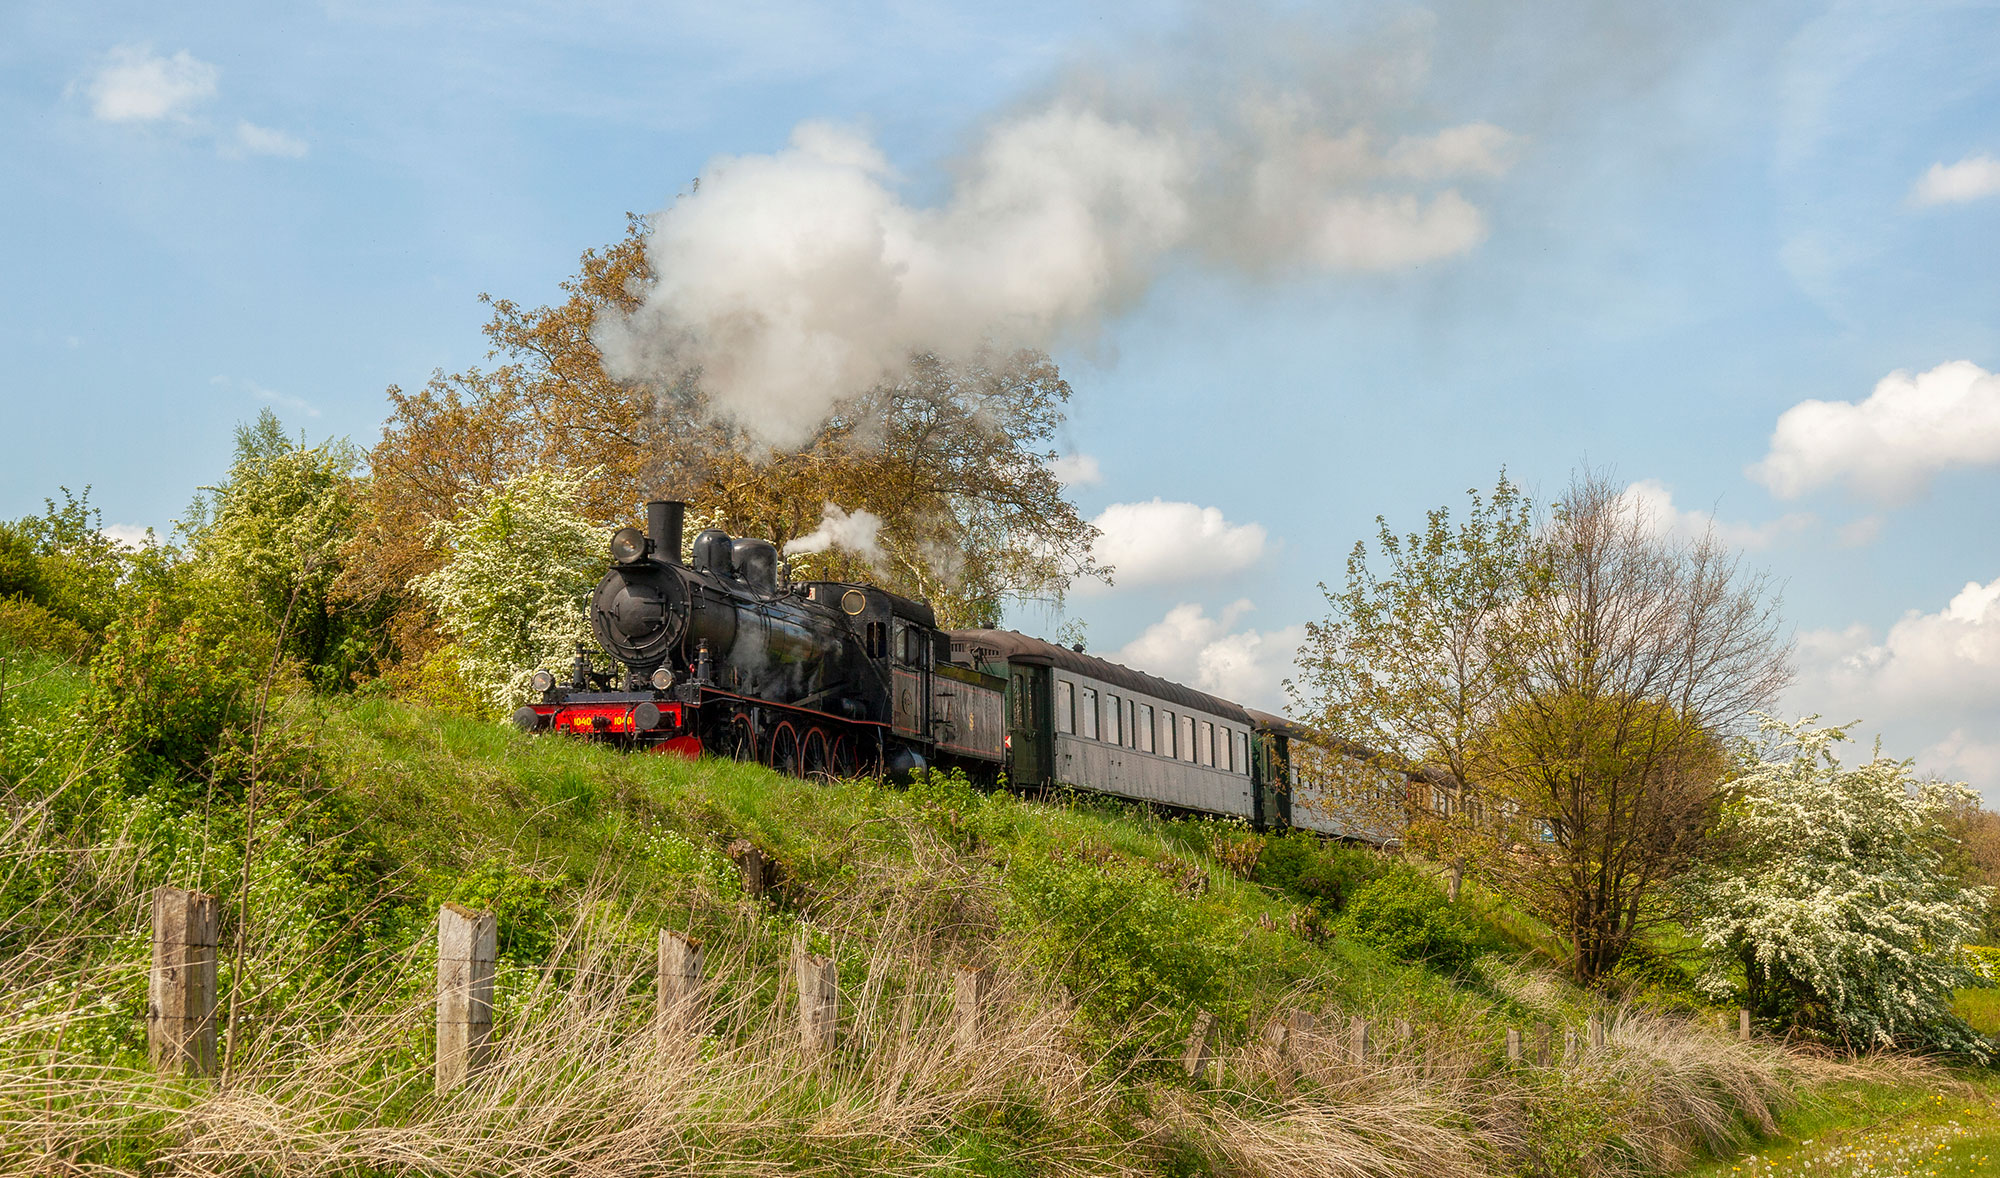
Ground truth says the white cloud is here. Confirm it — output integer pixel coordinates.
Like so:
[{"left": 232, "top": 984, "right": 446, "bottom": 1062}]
[
  {"left": 1750, "top": 360, "right": 2000, "bottom": 503},
  {"left": 1617, "top": 479, "right": 1813, "bottom": 551},
  {"left": 1790, "top": 574, "right": 2000, "bottom": 798},
  {"left": 1115, "top": 600, "right": 1305, "bottom": 709},
  {"left": 85, "top": 45, "right": 217, "bottom": 123},
  {"left": 232, "top": 121, "right": 308, "bottom": 159},
  {"left": 99, "top": 524, "right": 154, "bottom": 550},
  {"left": 216, "top": 375, "right": 320, "bottom": 418},
  {"left": 1909, "top": 153, "right": 2000, "bottom": 207},
  {"left": 1082, "top": 499, "right": 1266, "bottom": 593},
  {"left": 1048, "top": 453, "right": 1102, "bottom": 486}
]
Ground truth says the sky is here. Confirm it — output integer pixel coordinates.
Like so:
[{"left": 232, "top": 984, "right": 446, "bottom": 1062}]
[{"left": 3, "top": 1, "right": 1997, "bottom": 796}]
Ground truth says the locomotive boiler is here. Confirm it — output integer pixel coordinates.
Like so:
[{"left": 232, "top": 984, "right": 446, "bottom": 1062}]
[{"left": 514, "top": 500, "right": 1007, "bottom": 778}]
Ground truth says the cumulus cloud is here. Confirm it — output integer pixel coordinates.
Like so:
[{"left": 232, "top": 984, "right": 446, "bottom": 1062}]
[
  {"left": 232, "top": 120, "right": 308, "bottom": 158},
  {"left": 1081, "top": 499, "right": 1266, "bottom": 593},
  {"left": 1790, "top": 574, "right": 2000, "bottom": 798},
  {"left": 84, "top": 46, "right": 217, "bottom": 122},
  {"left": 782, "top": 502, "right": 884, "bottom": 564},
  {"left": 1617, "top": 479, "right": 1813, "bottom": 551},
  {"left": 1048, "top": 453, "right": 1102, "bottom": 486},
  {"left": 1909, "top": 153, "right": 2000, "bottom": 207},
  {"left": 594, "top": 18, "right": 1516, "bottom": 450},
  {"left": 1115, "top": 600, "right": 1305, "bottom": 709},
  {"left": 1750, "top": 360, "right": 2000, "bottom": 503},
  {"left": 99, "top": 524, "right": 154, "bottom": 550}
]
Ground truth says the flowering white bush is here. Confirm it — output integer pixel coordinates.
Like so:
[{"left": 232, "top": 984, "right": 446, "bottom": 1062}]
[
  {"left": 410, "top": 468, "right": 604, "bottom": 713},
  {"left": 1688, "top": 714, "right": 1990, "bottom": 1054}
]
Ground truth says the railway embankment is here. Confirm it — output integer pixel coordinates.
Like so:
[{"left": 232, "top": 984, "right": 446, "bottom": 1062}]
[{"left": 0, "top": 642, "right": 1985, "bottom": 1176}]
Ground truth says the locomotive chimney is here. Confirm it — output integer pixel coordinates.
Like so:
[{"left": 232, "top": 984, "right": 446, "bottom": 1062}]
[{"left": 646, "top": 500, "right": 685, "bottom": 565}]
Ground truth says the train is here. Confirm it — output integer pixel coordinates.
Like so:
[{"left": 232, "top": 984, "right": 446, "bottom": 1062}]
[{"left": 514, "top": 499, "right": 1402, "bottom": 841}]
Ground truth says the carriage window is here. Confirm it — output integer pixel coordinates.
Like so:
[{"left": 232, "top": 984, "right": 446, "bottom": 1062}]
[
  {"left": 1103, "top": 694, "right": 1121, "bottom": 745},
  {"left": 1179, "top": 714, "right": 1196, "bottom": 762},
  {"left": 1159, "top": 710, "right": 1175, "bottom": 757},
  {"left": 1199, "top": 721, "right": 1215, "bottom": 767},
  {"left": 1136, "top": 703, "right": 1154, "bottom": 753},
  {"left": 1234, "top": 731, "right": 1248, "bottom": 773},
  {"left": 1055, "top": 679, "right": 1074, "bottom": 734},
  {"left": 1078, "top": 687, "right": 1099, "bottom": 740}
]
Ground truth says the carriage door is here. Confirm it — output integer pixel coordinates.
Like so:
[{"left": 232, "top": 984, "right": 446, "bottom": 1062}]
[
  {"left": 890, "top": 622, "right": 927, "bottom": 738},
  {"left": 1006, "top": 666, "right": 1052, "bottom": 787}
]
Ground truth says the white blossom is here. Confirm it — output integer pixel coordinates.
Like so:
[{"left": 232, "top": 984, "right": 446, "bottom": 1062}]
[
  {"left": 1686, "top": 714, "right": 1990, "bottom": 1054},
  {"left": 410, "top": 468, "right": 604, "bottom": 713}
]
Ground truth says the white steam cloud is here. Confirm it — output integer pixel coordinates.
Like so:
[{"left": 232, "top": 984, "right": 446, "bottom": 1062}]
[
  {"left": 596, "top": 28, "right": 1516, "bottom": 450},
  {"left": 782, "top": 502, "right": 885, "bottom": 564}
]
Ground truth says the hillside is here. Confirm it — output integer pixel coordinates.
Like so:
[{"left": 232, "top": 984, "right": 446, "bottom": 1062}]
[{"left": 0, "top": 643, "right": 1985, "bottom": 1176}]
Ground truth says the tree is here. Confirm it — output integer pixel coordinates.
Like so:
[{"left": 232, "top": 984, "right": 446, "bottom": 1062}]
[
  {"left": 187, "top": 410, "right": 378, "bottom": 689},
  {"left": 1687, "top": 715, "right": 1989, "bottom": 1054},
  {"left": 349, "top": 222, "right": 1105, "bottom": 665},
  {"left": 408, "top": 467, "right": 603, "bottom": 713},
  {"left": 1293, "top": 470, "right": 1791, "bottom": 985}
]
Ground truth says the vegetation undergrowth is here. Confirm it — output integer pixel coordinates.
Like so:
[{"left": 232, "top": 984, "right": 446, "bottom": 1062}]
[{"left": 0, "top": 643, "right": 1940, "bottom": 1177}]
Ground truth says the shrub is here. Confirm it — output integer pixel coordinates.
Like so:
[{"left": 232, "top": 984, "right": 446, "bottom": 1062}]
[
  {"left": 1686, "top": 714, "right": 1990, "bottom": 1055},
  {"left": 0, "top": 595, "right": 90, "bottom": 658},
  {"left": 87, "top": 600, "right": 261, "bottom": 786},
  {"left": 1337, "top": 866, "right": 1492, "bottom": 973},
  {"left": 1005, "top": 842, "right": 1244, "bottom": 1027},
  {"left": 1252, "top": 831, "right": 1385, "bottom": 911}
]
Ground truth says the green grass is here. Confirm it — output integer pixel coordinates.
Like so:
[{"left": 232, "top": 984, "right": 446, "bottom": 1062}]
[
  {"left": 1680, "top": 1073, "right": 2000, "bottom": 1177},
  {"left": 7, "top": 648, "right": 1992, "bottom": 1176},
  {"left": 1957, "top": 990, "right": 2000, "bottom": 1037}
]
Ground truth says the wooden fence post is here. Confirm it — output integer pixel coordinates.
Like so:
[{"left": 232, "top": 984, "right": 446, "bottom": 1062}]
[
  {"left": 1739, "top": 1007, "right": 1751, "bottom": 1042},
  {"left": 1534, "top": 1024, "right": 1552, "bottom": 1066},
  {"left": 1183, "top": 1011, "right": 1218, "bottom": 1080},
  {"left": 1587, "top": 1013, "right": 1605, "bottom": 1053},
  {"left": 437, "top": 903, "right": 497, "bottom": 1092},
  {"left": 656, "top": 930, "right": 704, "bottom": 1044},
  {"left": 795, "top": 940, "right": 839, "bottom": 1056},
  {"left": 1348, "top": 1016, "right": 1369, "bottom": 1069},
  {"left": 728, "top": 839, "right": 768, "bottom": 898},
  {"left": 148, "top": 886, "right": 218, "bottom": 1076},
  {"left": 1506, "top": 1027, "right": 1522, "bottom": 1064},
  {"left": 954, "top": 966, "right": 993, "bottom": 1052},
  {"left": 1562, "top": 1027, "right": 1578, "bottom": 1066}
]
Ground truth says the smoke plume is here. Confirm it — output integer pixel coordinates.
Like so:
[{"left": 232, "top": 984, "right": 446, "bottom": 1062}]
[
  {"left": 783, "top": 503, "right": 885, "bottom": 564},
  {"left": 595, "top": 11, "right": 1519, "bottom": 450}
]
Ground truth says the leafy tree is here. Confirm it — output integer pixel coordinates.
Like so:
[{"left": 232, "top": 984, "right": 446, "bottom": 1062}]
[
  {"left": 186, "top": 411, "right": 379, "bottom": 689},
  {"left": 408, "top": 467, "right": 603, "bottom": 713},
  {"left": 6, "top": 487, "right": 131, "bottom": 634},
  {"left": 1293, "top": 471, "right": 1791, "bottom": 985},
  {"left": 1687, "top": 715, "right": 1990, "bottom": 1054}
]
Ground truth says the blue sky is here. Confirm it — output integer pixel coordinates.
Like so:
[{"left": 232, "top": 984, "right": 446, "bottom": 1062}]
[{"left": 4, "top": 1, "right": 1998, "bottom": 795}]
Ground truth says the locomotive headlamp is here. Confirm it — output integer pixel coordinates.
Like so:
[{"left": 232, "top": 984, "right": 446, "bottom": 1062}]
[
  {"left": 649, "top": 666, "right": 674, "bottom": 691},
  {"left": 610, "top": 526, "right": 649, "bottom": 565},
  {"left": 529, "top": 669, "right": 555, "bottom": 694}
]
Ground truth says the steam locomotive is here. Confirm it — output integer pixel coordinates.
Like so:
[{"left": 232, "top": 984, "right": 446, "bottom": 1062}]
[
  {"left": 514, "top": 499, "right": 1008, "bottom": 781},
  {"left": 517, "top": 499, "right": 1402, "bottom": 842}
]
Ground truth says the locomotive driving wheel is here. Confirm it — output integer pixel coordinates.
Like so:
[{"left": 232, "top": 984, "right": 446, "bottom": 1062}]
[
  {"left": 767, "top": 722, "right": 800, "bottom": 776},
  {"left": 800, "top": 728, "right": 831, "bottom": 780},
  {"left": 830, "top": 734, "right": 860, "bottom": 779}
]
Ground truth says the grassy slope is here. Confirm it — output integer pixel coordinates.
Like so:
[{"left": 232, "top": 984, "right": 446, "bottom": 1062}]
[{"left": 4, "top": 646, "right": 1989, "bottom": 1176}]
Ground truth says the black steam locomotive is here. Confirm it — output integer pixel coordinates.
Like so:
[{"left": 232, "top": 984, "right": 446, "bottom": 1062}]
[{"left": 514, "top": 499, "right": 1008, "bottom": 778}]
